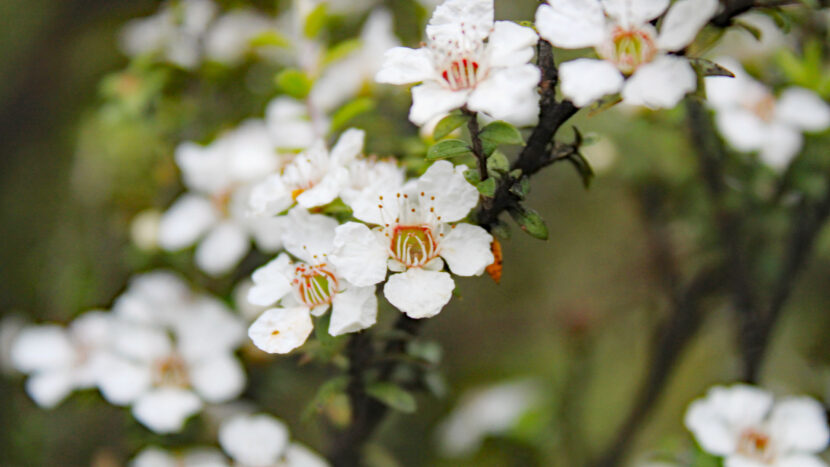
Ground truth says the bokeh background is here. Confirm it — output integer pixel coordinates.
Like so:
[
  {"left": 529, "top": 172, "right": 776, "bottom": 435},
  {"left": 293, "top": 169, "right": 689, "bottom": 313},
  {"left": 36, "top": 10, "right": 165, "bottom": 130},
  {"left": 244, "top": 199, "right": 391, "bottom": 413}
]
[{"left": 1, "top": 0, "right": 829, "bottom": 466}]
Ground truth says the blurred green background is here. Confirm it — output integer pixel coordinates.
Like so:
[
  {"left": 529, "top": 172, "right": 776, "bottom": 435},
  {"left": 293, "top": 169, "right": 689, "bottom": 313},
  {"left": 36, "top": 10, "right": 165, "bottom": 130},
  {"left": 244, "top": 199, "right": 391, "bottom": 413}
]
[{"left": 1, "top": 1, "right": 829, "bottom": 466}]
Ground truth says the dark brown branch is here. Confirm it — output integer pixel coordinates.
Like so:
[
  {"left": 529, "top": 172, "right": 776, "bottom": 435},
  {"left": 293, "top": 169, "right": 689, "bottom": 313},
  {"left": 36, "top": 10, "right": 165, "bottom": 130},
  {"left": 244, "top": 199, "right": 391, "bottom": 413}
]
[
  {"left": 463, "top": 107, "right": 487, "bottom": 182},
  {"left": 710, "top": 0, "right": 802, "bottom": 28}
]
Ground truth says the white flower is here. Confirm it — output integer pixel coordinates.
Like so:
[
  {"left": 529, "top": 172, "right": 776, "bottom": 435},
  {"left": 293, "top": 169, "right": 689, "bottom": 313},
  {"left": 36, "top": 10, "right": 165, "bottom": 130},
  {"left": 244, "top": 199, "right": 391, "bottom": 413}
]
[
  {"left": 248, "top": 129, "right": 364, "bottom": 216},
  {"left": 376, "top": 0, "right": 540, "bottom": 126},
  {"left": 204, "top": 10, "right": 276, "bottom": 66},
  {"left": 10, "top": 311, "right": 112, "bottom": 408},
  {"left": 706, "top": 59, "right": 830, "bottom": 170},
  {"left": 158, "top": 120, "right": 284, "bottom": 275},
  {"left": 684, "top": 384, "right": 830, "bottom": 466},
  {"left": 247, "top": 208, "right": 378, "bottom": 354},
  {"left": 436, "top": 379, "right": 542, "bottom": 457},
  {"left": 219, "top": 413, "right": 329, "bottom": 467},
  {"left": 331, "top": 160, "right": 494, "bottom": 319},
  {"left": 130, "top": 446, "right": 229, "bottom": 467},
  {"left": 97, "top": 273, "right": 246, "bottom": 433},
  {"left": 340, "top": 157, "right": 406, "bottom": 208},
  {"left": 120, "top": 0, "right": 218, "bottom": 69},
  {"left": 310, "top": 9, "right": 401, "bottom": 113},
  {"left": 536, "top": 0, "right": 719, "bottom": 108},
  {"left": 265, "top": 97, "right": 328, "bottom": 151}
]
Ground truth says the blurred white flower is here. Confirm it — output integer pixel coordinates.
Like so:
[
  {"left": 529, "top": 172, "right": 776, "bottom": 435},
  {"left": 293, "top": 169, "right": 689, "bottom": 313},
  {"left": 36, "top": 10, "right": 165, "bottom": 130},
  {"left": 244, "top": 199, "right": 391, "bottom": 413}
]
[
  {"left": 332, "top": 160, "right": 493, "bottom": 319},
  {"left": 247, "top": 208, "right": 378, "bottom": 354},
  {"left": 120, "top": 0, "right": 218, "bottom": 69},
  {"left": 436, "top": 379, "right": 542, "bottom": 457},
  {"left": 706, "top": 59, "right": 830, "bottom": 170},
  {"left": 376, "top": 0, "right": 540, "bottom": 126},
  {"left": 249, "top": 129, "right": 364, "bottom": 216},
  {"left": 685, "top": 384, "right": 830, "bottom": 466},
  {"left": 131, "top": 446, "right": 229, "bottom": 467},
  {"left": 340, "top": 157, "right": 405, "bottom": 208},
  {"left": 10, "top": 311, "right": 112, "bottom": 408},
  {"left": 265, "top": 97, "right": 329, "bottom": 151},
  {"left": 536, "top": 0, "right": 719, "bottom": 108},
  {"left": 158, "top": 120, "right": 286, "bottom": 275},
  {"left": 97, "top": 272, "right": 246, "bottom": 433},
  {"left": 130, "top": 208, "right": 162, "bottom": 251},
  {"left": 219, "top": 413, "right": 329, "bottom": 467},
  {"left": 204, "top": 9, "right": 276, "bottom": 66},
  {"left": 707, "top": 12, "right": 787, "bottom": 61}
]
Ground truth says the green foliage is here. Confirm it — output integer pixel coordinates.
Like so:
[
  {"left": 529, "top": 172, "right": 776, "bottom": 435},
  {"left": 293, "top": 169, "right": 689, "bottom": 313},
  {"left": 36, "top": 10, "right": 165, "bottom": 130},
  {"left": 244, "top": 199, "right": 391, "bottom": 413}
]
[
  {"left": 433, "top": 112, "right": 470, "bottom": 140},
  {"left": 366, "top": 382, "right": 417, "bottom": 413},
  {"left": 509, "top": 206, "right": 548, "bottom": 240},
  {"left": 275, "top": 68, "right": 312, "bottom": 98},
  {"left": 303, "top": 376, "right": 349, "bottom": 421},
  {"left": 248, "top": 30, "right": 292, "bottom": 48},
  {"left": 479, "top": 121, "right": 524, "bottom": 146},
  {"left": 477, "top": 177, "right": 497, "bottom": 197},
  {"left": 304, "top": 3, "right": 329, "bottom": 39},
  {"left": 427, "top": 139, "right": 471, "bottom": 159},
  {"left": 323, "top": 39, "right": 362, "bottom": 66},
  {"left": 331, "top": 97, "right": 375, "bottom": 131}
]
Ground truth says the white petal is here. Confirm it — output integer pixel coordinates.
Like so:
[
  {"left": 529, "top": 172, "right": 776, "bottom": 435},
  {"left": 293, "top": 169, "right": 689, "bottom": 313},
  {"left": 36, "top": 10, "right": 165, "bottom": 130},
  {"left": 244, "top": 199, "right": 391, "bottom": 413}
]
[
  {"left": 249, "top": 174, "right": 293, "bottom": 217},
  {"left": 622, "top": 56, "right": 696, "bottom": 109},
  {"left": 330, "top": 128, "right": 365, "bottom": 166},
  {"left": 130, "top": 447, "right": 178, "bottom": 467},
  {"left": 331, "top": 222, "right": 389, "bottom": 287},
  {"left": 375, "top": 47, "right": 436, "bottom": 84},
  {"left": 384, "top": 269, "right": 455, "bottom": 319},
  {"left": 282, "top": 443, "right": 329, "bottom": 467},
  {"left": 296, "top": 167, "right": 348, "bottom": 209},
  {"left": 175, "top": 298, "right": 245, "bottom": 359},
  {"left": 132, "top": 388, "right": 203, "bottom": 434},
  {"left": 684, "top": 384, "right": 773, "bottom": 456},
  {"left": 265, "top": 97, "right": 318, "bottom": 150},
  {"left": 219, "top": 414, "right": 289, "bottom": 466},
  {"left": 439, "top": 223, "right": 494, "bottom": 276},
  {"left": 96, "top": 354, "right": 153, "bottom": 406},
  {"left": 25, "top": 370, "right": 75, "bottom": 408},
  {"left": 657, "top": 0, "right": 719, "bottom": 51},
  {"left": 759, "top": 124, "right": 802, "bottom": 170},
  {"left": 348, "top": 184, "right": 402, "bottom": 225},
  {"left": 426, "top": 0, "right": 493, "bottom": 43},
  {"left": 195, "top": 222, "right": 250, "bottom": 276},
  {"left": 602, "top": 0, "right": 669, "bottom": 27},
  {"left": 714, "top": 108, "right": 767, "bottom": 153},
  {"left": 249, "top": 253, "right": 294, "bottom": 307},
  {"left": 409, "top": 82, "right": 471, "bottom": 126},
  {"left": 534, "top": 1, "right": 606, "bottom": 48},
  {"left": 775, "top": 87, "right": 830, "bottom": 132},
  {"left": 776, "top": 455, "right": 828, "bottom": 467},
  {"left": 11, "top": 325, "right": 75, "bottom": 373},
  {"left": 330, "top": 285, "right": 378, "bottom": 336},
  {"left": 181, "top": 448, "right": 230, "bottom": 467},
  {"left": 225, "top": 120, "right": 280, "bottom": 182},
  {"left": 189, "top": 353, "right": 246, "bottom": 403},
  {"left": 558, "top": 58, "right": 624, "bottom": 107},
  {"left": 417, "top": 160, "right": 479, "bottom": 223},
  {"left": 486, "top": 21, "right": 538, "bottom": 68},
  {"left": 724, "top": 457, "right": 767, "bottom": 467},
  {"left": 175, "top": 141, "right": 230, "bottom": 194},
  {"left": 704, "top": 59, "right": 749, "bottom": 110},
  {"left": 158, "top": 195, "right": 218, "bottom": 250},
  {"left": 467, "top": 64, "right": 541, "bottom": 126},
  {"left": 248, "top": 214, "right": 290, "bottom": 252},
  {"left": 248, "top": 307, "right": 313, "bottom": 354},
  {"left": 282, "top": 207, "right": 339, "bottom": 262},
  {"left": 69, "top": 311, "right": 112, "bottom": 350},
  {"left": 769, "top": 397, "right": 830, "bottom": 455},
  {"left": 111, "top": 321, "right": 172, "bottom": 362}
]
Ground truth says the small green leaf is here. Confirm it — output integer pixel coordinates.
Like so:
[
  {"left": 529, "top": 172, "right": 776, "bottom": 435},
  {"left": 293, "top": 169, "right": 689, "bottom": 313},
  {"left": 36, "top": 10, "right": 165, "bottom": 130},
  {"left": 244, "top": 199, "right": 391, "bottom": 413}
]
[
  {"left": 433, "top": 113, "right": 469, "bottom": 140},
  {"left": 323, "top": 39, "right": 362, "bottom": 66},
  {"left": 477, "top": 177, "right": 496, "bottom": 197},
  {"left": 406, "top": 340, "right": 443, "bottom": 365},
  {"left": 690, "top": 58, "right": 735, "bottom": 78},
  {"left": 249, "top": 30, "right": 292, "bottom": 48},
  {"left": 366, "top": 382, "right": 417, "bottom": 413},
  {"left": 509, "top": 176, "right": 530, "bottom": 200},
  {"left": 487, "top": 151, "right": 510, "bottom": 175},
  {"left": 427, "top": 139, "right": 471, "bottom": 159},
  {"left": 331, "top": 98, "right": 375, "bottom": 131},
  {"left": 303, "top": 376, "right": 348, "bottom": 421},
  {"left": 733, "top": 19, "right": 762, "bottom": 41},
  {"left": 509, "top": 206, "right": 548, "bottom": 240},
  {"left": 304, "top": 3, "right": 328, "bottom": 38},
  {"left": 464, "top": 168, "right": 481, "bottom": 185},
  {"left": 491, "top": 220, "right": 511, "bottom": 239},
  {"left": 275, "top": 69, "right": 312, "bottom": 98},
  {"left": 566, "top": 152, "right": 595, "bottom": 189},
  {"left": 479, "top": 121, "right": 524, "bottom": 146},
  {"left": 509, "top": 169, "right": 523, "bottom": 179}
]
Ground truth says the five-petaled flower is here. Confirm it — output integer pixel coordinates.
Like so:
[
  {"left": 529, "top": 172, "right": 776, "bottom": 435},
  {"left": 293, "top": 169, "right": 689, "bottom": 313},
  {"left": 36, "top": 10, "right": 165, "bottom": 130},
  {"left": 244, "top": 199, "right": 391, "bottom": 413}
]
[
  {"left": 375, "top": 0, "right": 540, "bottom": 126},
  {"left": 331, "top": 160, "right": 494, "bottom": 319},
  {"left": 535, "top": 0, "right": 719, "bottom": 108}
]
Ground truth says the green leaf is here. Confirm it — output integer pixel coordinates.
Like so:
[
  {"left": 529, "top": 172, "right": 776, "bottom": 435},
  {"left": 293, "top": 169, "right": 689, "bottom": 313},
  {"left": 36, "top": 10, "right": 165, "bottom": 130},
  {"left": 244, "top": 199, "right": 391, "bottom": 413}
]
[
  {"left": 464, "top": 168, "right": 481, "bottom": 185},
  {"left": 477, "top": 177, "right": 496, "bottom": 197},
  {"left": 491, "top": 220, "right": 511, "bottom": 239},
  {"left": 275, "top": 69, "right": 312, "bottom": 98},
  {"left": 479, "top": 121, "right": 524, "bottom": 146},
  {"left": 249, "top": 30, "right": 292, "bottom": 48},
  {"left": 566, "top": 152, "right": 595, "bottom": 189},
  {"left": 314, "top": 313, "right": 335, "bottom": 348},
  {"left": 426, "top": 139, "right": 471, "bottom": 159},
  {"left": 486, "top": 151, "right": 510, "bottom": 175},
  {"left": 690, "top": 58, "right": 735, "bottom": 78},
  {"left": 302, "top": 376, "right": 349, "bottom": 421},
  {"left": 304, "top": 3, "right": 328, "bottom": 38},
  {"left": 331, "top": 98, "right": 375, "bottom": 131},
  {"left": 733, "top": 19, "right": 762, "bottom": 41},
  {"left": 433, "top": 113, "right": 469, "bottom": 140},
  {"left": 509, "top": 206, "right": 548, "bottom": 240},
  {"left": 366, "top": 382, "right": 417, "bottom": 413},
  {"left": 406, "top": 340, "right": 443, "bottom": 365},
  {"left": 509, "top": 176, "right": 530, "bottom": 200},
  {"left": 323, "top": 39, "right": 362, "bottom": 66}
]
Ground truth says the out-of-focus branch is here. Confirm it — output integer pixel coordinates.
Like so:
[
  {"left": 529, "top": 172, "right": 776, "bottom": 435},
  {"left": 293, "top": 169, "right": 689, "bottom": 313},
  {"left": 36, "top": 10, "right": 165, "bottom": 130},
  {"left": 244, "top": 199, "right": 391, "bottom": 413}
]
[{"left": 711, "top": 0, "right": 802, "bottom": 28}]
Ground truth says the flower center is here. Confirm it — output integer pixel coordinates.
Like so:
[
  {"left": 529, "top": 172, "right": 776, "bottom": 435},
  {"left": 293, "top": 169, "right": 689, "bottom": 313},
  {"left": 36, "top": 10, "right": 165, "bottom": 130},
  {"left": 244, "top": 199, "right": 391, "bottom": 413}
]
[
  {"left": 440, "top": 58, "right": 480, "bottom": 91},
  {"left": 737, "top": 428, "right": 775, "bottom": 463},
  {"left": 391, "top": 225, "right": 438, "bottom": 268},
  {"left": 153, "top": 354, "right": 189, "bottom": 388},
  {"left": 599, "top": 27, "right": 657, "bottom": 75},
  {"left": 293, "top": 263, "right": 337, "bottom": 307},
  {"left": 748, "top": 93, "right": 776, "bottom": 123}
]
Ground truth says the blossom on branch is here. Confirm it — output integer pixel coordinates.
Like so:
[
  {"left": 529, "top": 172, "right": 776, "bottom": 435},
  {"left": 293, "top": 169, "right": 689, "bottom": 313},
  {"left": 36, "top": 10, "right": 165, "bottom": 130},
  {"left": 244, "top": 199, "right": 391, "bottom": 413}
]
[{"left": 219, "top": 413, "right": 329, "bottom": 466}]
